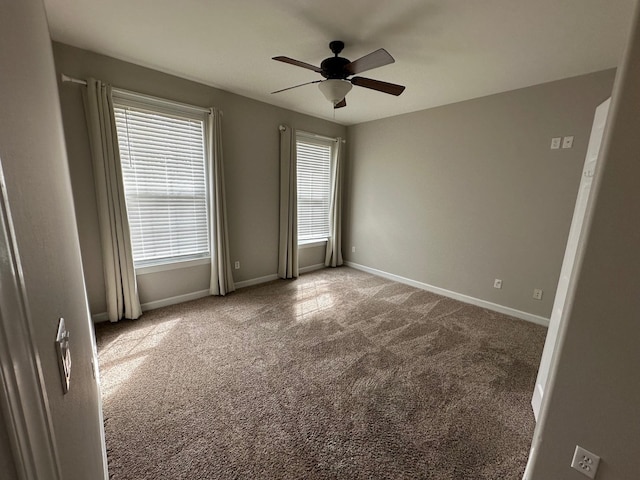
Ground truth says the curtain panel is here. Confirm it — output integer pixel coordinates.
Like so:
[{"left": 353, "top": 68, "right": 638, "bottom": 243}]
[
  {"left": 208, "top": 108, "right": 235, "bottom": 295},
  {"left": 278, "top": 125, "right": 299, "bottom": 279},
  {"left": 325, "top": 138, "right": 344, "bottom": 267},
  {"left": 82, "top": 78, "right": 141, "bottom": 322}
]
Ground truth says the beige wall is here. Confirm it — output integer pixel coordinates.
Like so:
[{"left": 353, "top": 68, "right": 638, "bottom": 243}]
[
  {"left": 299, "top": 245, "right": 327, "bottom": 270},
  {"left": 53, "top": 43, "right": 346, "bottom": 316},
  {"left": 526, "top": 2, "right": 640, "bottom": 478},
  {"left": 344, "top": 70, "right": 615, "bottom": 318},
  {"left": 0, "top": 1, "right": 106, "bottom": 478},
  {"left": 0, "top": 403, "right": 16, "bottom": 478}
]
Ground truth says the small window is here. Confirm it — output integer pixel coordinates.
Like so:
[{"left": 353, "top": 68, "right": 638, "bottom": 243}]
[
  {"left": 113, "top": 92, "right": 210, "bottom": 268},
  {"left": 296, "top": 135, "right": 333, "bottom": 244}
]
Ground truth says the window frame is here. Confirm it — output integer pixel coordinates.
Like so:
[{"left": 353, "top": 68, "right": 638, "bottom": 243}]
[
  {"left": 295, "top": 132, "right": 335, "bottom": 246},
  {"left": 111, "top": 89, "right": 212, "bottom": 272}
]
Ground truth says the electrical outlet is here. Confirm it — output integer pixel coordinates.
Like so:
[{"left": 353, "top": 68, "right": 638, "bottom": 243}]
[
  {"left": 493, "top": 278, "right": 503, "bottom": 289},
  {"left": 533, "top": 288, "right": 543, "bottom": 300},
  {"left": 351, "top": 246, "right": 356, "bottom": 253},
  {"left": 571, "top": 445, "right": 600, "bottom": 479},
  {"left": 234, "top": 261, "right": 240, "bottom": 270},
  {"left": 551, "top": 137, "right": 562, "bottom": 149},
  {"left": 562, "top": 136, "right": 574, "bottom": 149}
]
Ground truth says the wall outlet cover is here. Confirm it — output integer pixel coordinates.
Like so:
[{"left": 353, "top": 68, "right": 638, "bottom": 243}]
[
  {"left": 562, "top": 136, "right": 575, "bottom": 149},
  {"left": 571, "top": 445, "right": 600, "bottom": 479}
]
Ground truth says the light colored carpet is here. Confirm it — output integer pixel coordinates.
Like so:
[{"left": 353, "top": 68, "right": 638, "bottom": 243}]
[{"left": 95, "top": 267, "right": 546, "bottom": 479}]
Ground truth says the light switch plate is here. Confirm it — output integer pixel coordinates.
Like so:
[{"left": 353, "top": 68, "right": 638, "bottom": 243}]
[
  {"left": 55, "top": 317, "right": 71, "bottom": 394},
  {"left": 551, "top": 137, "right": 562, "bottom": 149}
]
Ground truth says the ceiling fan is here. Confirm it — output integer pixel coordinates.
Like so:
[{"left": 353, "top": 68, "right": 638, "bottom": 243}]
[{"left": 272, "top": 40, "right": 406, "bottom": 109}]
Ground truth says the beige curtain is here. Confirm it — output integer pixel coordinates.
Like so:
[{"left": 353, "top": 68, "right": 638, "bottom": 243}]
[
  {"left": 208, "top": 108, "right": 235, "bottom": 295},
  {"left": 325, "top": 138, "right": 344, "bottom": 267},
  {"left": 278, "top": 125, "right": 299, "bottom": 278},
  {"left": 82, "top": 78, "right": 141, "bottom": 322}
]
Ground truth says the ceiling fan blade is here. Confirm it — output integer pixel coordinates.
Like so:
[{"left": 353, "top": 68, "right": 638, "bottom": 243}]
[
  {"left": 271, "top": 80, "right": 321, "bottom": 94},
  {"left": 272, "top": 56, "right": 322, "bottom": 73},
  {"left": 334, "top": 98, "right": 347, "bottom": 109},
  {"left": 344, "top": 48, "right": 394, "bottom": 75},
  {"left": 351, "top": 76, "right": 406, "bottom": 96}
]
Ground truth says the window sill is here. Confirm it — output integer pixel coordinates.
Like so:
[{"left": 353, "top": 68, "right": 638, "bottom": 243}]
[
  {"left": 136, "top": 257, "right": 211, "bottom": 276},
  {"left": 299, "top": 239, "right": 328, "bottom": 249}
]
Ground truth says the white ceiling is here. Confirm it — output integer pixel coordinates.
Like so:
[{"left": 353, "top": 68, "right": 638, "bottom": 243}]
[{"left": 44, "top": 0, "right": 635, "bottom": 126}]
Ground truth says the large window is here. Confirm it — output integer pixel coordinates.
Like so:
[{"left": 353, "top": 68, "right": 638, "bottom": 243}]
[
  {"left": 113, "top": 91, "right": 210, "bottom": 268},
  {"left": 296, "top": 135, "right": 333, "bottom": 244}
]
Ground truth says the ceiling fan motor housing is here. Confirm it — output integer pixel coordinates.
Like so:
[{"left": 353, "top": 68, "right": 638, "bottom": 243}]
[
  {"left": 320, "top": 40, "right": 350, "bottom": 79},
  {"left": 320, "top": 56, "right": 351, "bottom": 79}
]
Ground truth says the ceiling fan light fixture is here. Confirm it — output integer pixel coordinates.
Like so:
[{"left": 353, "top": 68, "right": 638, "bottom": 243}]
[{"left": 318, "top": 79, "right": 352, "bottom": 105}]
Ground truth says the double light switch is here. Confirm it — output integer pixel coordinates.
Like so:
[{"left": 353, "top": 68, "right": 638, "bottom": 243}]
[{"left": 55, "top": 317, "right": 71, "bottom": 394}]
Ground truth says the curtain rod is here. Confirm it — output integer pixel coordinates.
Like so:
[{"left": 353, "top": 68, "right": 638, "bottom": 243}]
[
  {"left": 60, "top": 74, "right": 217, "bottom": 115},
  {"left": 281, "top": 125, "right": 346, "bottom": 144},
  {"left": 61, "top": 73, "right": 87, "bottom": 86}
]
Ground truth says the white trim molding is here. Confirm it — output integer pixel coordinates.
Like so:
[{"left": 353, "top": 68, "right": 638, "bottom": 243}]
[
  {"left": 140, "top": 290, "right": 210, "bottom": 312},
  {"left": 92, "top": 312, "right": 110, "bottom": 323},
  {"left": 93, "top": 290, "right": 211, "bottom": 322},
  {"left": 299, "top": 263, "right": 325, "bottom": 274},
  {"left": 95, "top": 288, "right": 252, "bottom": 322},
  {"left": 531, "top": 383, "right": 544, "bottom": 421},
  {"left": 234, "top": 265, "right": 325, "bottom": 289},
  {"left": 345, "top": 261, "right": 549, "bottom": 327},
  {"left": 234, "top": 274, "right": 279, "bottom": 290},
  {"left": 0, "top": 164, "right": 62, "bottom": 479}
]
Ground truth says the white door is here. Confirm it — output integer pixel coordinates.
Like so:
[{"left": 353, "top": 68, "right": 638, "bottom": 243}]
[
  {"left": 532, "top": 98, "right": 611, "bottom": 419},
  {"left": 0, "top": 160, "right": 61, "bottom": 478}
]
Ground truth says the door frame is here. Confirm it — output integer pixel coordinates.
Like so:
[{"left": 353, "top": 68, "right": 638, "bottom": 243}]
[
  {"left": 0, "top": 158, "right": 62, "bottom": 479},
  {"left": 531, "top": 98, "right": 611, "bottom": 419}
]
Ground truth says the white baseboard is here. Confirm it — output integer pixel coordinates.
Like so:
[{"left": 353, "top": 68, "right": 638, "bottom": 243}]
[
  {"left": 234, "top": 264, "right": 325, "bottom": 289},
  {"left": 92, "top": 312, "right": 110, "bottom": 323},
  {"left": 92, "top": 263, "right": 546, "bottom": 327},
  {"left": 141, "top": 289, "right": 210, "bottom": 312},
  {"left": 92, "top": 289, "right": 210, "bottom": 323},
  {"left": 299, "top": 263, "right": 325, "bottom": 274},
  {"left": 234, "top": 273, "right": 279, "bottom": 289},
  {"left": 531, "top": 383, "right": 544, "bottom": 421},
  {"left": 344, "top": 261, "right": 549, "bottom": 327},
  {"left": 91, "top": 265, "right": 326, "bottom": 322}
]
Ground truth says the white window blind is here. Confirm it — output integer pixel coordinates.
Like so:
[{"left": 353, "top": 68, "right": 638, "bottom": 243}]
[
  {"left": 296, "top": 136, "right": 333, "bottom": 243},
  {"left": 113, "top": 94, "right": 209, "bottom": 268}
]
